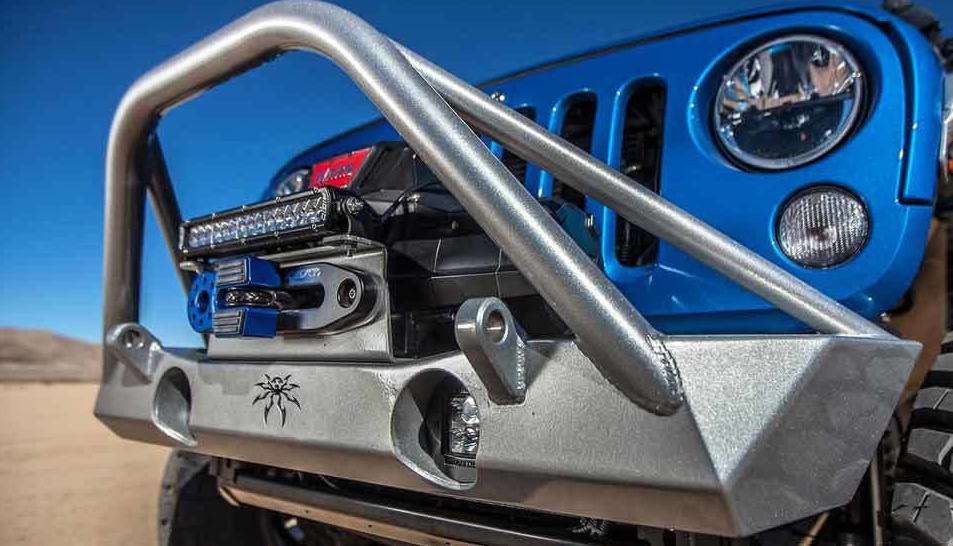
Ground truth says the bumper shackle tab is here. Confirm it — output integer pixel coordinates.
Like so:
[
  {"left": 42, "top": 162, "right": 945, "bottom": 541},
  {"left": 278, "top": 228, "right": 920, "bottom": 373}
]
[{"left": 454, "top": 298, "right": 530, "bottom": 404}]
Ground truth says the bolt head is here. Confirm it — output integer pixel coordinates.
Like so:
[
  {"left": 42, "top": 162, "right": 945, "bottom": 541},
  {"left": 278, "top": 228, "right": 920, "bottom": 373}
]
[
  {"left": 344, "top": 197, "right": 364, "bottom": 215},
  {"left": 584, "top": 214, "right": 595, "bottom": 230}
]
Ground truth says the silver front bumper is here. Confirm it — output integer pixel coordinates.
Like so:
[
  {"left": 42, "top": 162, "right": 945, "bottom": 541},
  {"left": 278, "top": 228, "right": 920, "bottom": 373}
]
[
  {"left": 96, "top": 0, "right": 923, "bottom": 537},
  {"left": 96, "top": 326, "right": 917, "bottom": 536}
]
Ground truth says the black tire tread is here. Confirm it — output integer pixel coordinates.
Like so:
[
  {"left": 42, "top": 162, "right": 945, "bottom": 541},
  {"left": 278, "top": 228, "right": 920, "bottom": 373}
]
[
  {"left": 159, "top": 450, "right": 265, "bottom": 546},
  {"left": 892, "top": 482, "right": 953, "bottom": 546},
  {"left": 893, "top": 343, "right": 953, "bottom": 546},
  {"left": 920, "top": 353, "right": 953, "bottom": 389}
]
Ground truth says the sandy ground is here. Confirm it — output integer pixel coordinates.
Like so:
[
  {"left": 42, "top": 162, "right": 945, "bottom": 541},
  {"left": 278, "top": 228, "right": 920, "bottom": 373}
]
[{"left": 0, "top": 382, "right": 169, "bottom": 546}]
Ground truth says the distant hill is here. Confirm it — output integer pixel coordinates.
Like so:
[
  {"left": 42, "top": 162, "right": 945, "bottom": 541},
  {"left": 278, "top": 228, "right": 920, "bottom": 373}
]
[{"left": 0, "top": 328, "right": 101, "bottom": 381}]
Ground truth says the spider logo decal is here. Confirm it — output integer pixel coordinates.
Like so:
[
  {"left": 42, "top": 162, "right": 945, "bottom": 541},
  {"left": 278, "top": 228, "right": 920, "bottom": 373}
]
[{"left": 252, "top": 374, "right": 301, "bottom": 426}]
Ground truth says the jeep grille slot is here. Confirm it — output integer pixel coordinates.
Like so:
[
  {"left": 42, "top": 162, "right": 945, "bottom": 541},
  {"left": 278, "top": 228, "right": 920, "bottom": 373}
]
[
  {"left": 616, "top": 84, "right": 664, "bottom": 267},
  {"left": 553, "top": 95, "right": 597, "bottom": 209},
  {"left": 499, "top": 107, "right": 536, "bottom": 184}
]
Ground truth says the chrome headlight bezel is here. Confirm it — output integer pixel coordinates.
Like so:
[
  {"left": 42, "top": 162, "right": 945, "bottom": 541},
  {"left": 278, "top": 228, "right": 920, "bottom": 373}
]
[{"left": 713, "top": 34, "right": 866, "bottom": 171}]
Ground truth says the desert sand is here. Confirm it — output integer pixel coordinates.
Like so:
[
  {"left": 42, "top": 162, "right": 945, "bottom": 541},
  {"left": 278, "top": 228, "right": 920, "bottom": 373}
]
[{"left": 0, "top": 382, "right": 168, "bottom": 546}]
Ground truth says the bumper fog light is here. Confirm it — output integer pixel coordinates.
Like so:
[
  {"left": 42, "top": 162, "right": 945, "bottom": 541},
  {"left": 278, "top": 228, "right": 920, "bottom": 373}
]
[
  {"left": 777, "top": 186, "right": 868, "bottom": 268},
  {"left": 446, "top": 392, "right": 480, "bottom": 459}
]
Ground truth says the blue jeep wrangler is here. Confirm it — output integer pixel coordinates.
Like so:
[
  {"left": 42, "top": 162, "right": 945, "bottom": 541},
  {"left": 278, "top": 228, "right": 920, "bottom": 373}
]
[{"left": 96, "top": 1, "right": 953, "bottom": 544}]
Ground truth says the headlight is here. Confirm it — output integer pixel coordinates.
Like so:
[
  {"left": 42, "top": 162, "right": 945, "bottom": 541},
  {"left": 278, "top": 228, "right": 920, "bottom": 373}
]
[
  {"left": 777, "top": 186, "right": 868, "bottom": 268},
  {"left": 714, "top": 35, "right": 864, "bottom": 170},
  {"left": 274, "top": 167, "right": 311, "bottom": 196}
]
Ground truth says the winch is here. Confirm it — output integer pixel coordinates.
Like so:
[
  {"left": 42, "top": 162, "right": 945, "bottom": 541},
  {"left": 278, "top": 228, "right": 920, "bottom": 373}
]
[{"left": 187, "top": 255, "right": 378, "bottom": 338}]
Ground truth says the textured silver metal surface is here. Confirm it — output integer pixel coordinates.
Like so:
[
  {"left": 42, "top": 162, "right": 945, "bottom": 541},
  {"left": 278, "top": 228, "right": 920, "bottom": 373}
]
[
  {"left": 101, "top": 0, "right": 681, "bottom": 413},
  {"left": 396, "top": 46, "right": 888, "bottom": 339},
  {"left": 95, "top": 326, "right": 920, "bottom": 536},
  {"left": 454, "top": 298, "right": 529, "bottom": 403},
  {"left": 105, "top": 322, "right": 164, "bottom": 380}
]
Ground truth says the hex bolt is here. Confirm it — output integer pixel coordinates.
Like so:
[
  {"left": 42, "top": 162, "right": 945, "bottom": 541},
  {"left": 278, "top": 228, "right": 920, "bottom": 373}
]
[
  {"left": 122, "top": 328, "right": 144, "bottom": 349},
  {"left": 337, "top": 279, "right": 358, "bottom": 308},
  {"left": 584, "top": 214, "right": 595, "bottom": 231},
  {"left": 343, "top": 197, "right": 364, "bottom": 215}
]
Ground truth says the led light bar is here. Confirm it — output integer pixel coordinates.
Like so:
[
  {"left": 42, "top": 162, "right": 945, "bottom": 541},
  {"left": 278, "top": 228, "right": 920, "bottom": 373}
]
[{"left": 179, "top": 187, "right": 334, "bottom": 258}]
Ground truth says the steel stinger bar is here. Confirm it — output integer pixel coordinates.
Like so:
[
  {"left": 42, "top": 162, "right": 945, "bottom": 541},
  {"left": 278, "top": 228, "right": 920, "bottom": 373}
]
[{"left": 103, "top": 0, "right": 683, "bottom": 414}]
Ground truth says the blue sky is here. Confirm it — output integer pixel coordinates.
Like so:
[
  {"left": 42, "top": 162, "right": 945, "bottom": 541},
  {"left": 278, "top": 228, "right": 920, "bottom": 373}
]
[{"left": 1, "top": 0, "right": 950, "bottom": 346}]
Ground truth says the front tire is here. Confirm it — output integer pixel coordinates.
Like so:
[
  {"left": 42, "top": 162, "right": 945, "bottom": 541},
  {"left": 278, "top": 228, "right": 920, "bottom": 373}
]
[
  {"left": 158, "top": 450, "right": 265, "bottom": 546},
  {"left": 891, "top": 343, "right": 953, "bottom": 545},
  {"left": 158, "top": 450, "right": 381, "bottom": 546}
]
